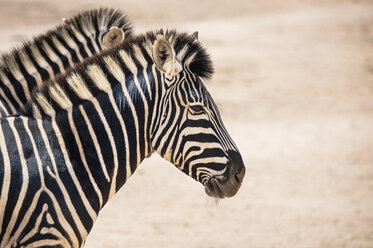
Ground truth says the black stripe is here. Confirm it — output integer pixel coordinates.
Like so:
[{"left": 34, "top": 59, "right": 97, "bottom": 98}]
[
  {"left": 0, "top": 94, "right": 13, "bottom": 114},
  {"left": 95, "top": 90, "right": 128, "bottom": 191},
  {"left": 24, "top": 45, "right": 51, "bottom": 82},
  {"left": 44, "top": 36, "right": 70, "bottom": 69},
  {"left": 1, "top": 70, "right": 25, "bottom": 108},
  {"left": 71, "top": 107, "right": 109, "bottom": 198},
  {"left": 9, "top": 118, "right": 41, "bottom": 238},
  {"left": 56, "top": 35, "right": 79, "bottom": 64},
  {"left": 81, "top": 101, "right": 113, "bottom": 203},
  {"left": 57, "top": 110, "right": 100, "bottom": 215},
  {"left": 105, "top": 71, "right": 137, "bottom": 176},
  {"left": 0, "top": 119, "right": 22, "bottom": 237},
  {"left": 116, "top": 55, "right": 147, "bottom": 163},
  {"left": 35, "top": 40, "right": 61, "bottom": 75},
  {"left": 40, "top": 118, "right": 83, "bottom": 244},
  {"left": 20, "top": 190, "right": 71, "bottom": 247},
  {"left": 92, "top": 15, "right": 102, "bottom": 51},
  {"left": 66, "top": 28, "right": 89, "bottom": 59},
  {"left": 75, "top": 24, "right": 96, "bottom": 54},
  {"left": 13, "top": 53, "right": 37, "bottom": 99}
]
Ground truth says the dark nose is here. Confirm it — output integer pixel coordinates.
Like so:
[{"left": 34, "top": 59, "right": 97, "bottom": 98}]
[{"left": 228, "top": 150, "right": 246, "bottom": 185}]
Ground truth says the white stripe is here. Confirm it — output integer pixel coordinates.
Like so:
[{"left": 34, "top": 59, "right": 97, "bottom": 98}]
[
  {"left": 86, "top": 65, "right": 130, "bottom": 195},
  {"left": 122, "top": 78, "right": 143, "bottom": 165},
  {"left": 86, "top": 32, "right": 100, "bottom": 53},
  {"left": 60, "top": 30, "right": 84, "bottom": 62},
  {"left": 50, "top": 120, "right": 97, "bottom": 224},
  {"left": 70, "top": 26, "right": 93, "bottom": 57},
  {"left": 151, "top": 75, "right": 168, "bottom": 144},
  {"left": 19, "top": 51, "right": 42, "bottom": 97},
  {"left": 132, "top": 75, "right": 149, "bottom": 156},
  {"left": 68, "top": 110, "right": 103, "bottom": 208},
  {"left": 104, "top": 56, "right": 141, "bottom": 166},
  {"left": 18, "top": 201, "right": 48, "bottom": 245},
  {"left": 14, "top": 117, "right": 77, "bottom": 245},
  {"left": 0, "top": 86, "right": 16, "bottom": 114},
  {"left": 3, "top": 119, "right": 30, "bottom": 242},
  {"left": 26, "top": 204, "right": 69, "bottom": 245},
  {"left": 0, "top": 97, "right": 9, "bottom": 116},
  {"left": 52, "top": 37, "right": 74, "bottom": 67},
  {"left": 8, "top": 117, "right": 65, "bottom": 245},
  {"left": 188, "top": 157, "right": 228, "bottom": 177},
  {"left": 183, "top": 142, "right": 223, "bottom": 162},
  {"left": 157, "top": 94, "right": 181, "bottom": 161},
  {"left": 107, "top": 90, "right": 132, "bottom": 185},
  {"left": 41, "top": 40, "right": 65, "bottom": 74},
  {"left": 14, "top": 189, "right": 43, "bottom": 245},
  {"left": 149, "top": 65, "right": 159, "bottom": 139},
  {"left": 196, "top": 167, "right": 227, "bottom": 183},
  {"left": 36, "top": 119, "right": 88, "bottom": 241},
  {"left": 0, "top": 70, "right": 24, "bottom": 110},
  {"left": 188, "top": 78, "right": 199, "bottom": 102},
  {"left": 78, "top": 22, "right": 101, "bottom": 53},
  {"left": 89, "top": 98, "right": 119, "bottom": 200},
  {"left": 133, "top": 45, "right": 152, "bottom": 99},
  {"left": 0, "top": 121, "right": 10, "bottom": 234},
  {"left": 79, "top": 105, "right": 110, "bottom": 182},
  {"left": 30, "top": 45, "right": 54, "bottom": 82}
]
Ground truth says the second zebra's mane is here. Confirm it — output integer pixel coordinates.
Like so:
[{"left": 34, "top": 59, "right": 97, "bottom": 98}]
[
  {"left": 22, "top": 29, "right": 214, "bottom": 118},
  {"left": 0, "top": 8, "right": 133, "bottom": 82}
]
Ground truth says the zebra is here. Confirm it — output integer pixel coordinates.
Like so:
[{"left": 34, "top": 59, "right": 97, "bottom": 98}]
[
  {"left": 0, "top": 29, "right": 246, "bottom": 247},
  {"left": 0, "top": 8, "right": 132, "bottom": 117}
]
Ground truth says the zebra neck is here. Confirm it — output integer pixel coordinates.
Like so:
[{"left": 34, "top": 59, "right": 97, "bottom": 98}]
[{"left": 50, "top": 71, "right": 157, "bottom": 207}]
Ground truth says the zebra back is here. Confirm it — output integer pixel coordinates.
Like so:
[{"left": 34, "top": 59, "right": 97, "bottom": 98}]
[{"left": 0, "top": 8, "right": 133, "bottom": 117}]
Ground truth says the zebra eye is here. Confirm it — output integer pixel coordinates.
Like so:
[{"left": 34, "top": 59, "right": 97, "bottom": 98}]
[{"left": 189, "top": 105, "right": 205, "bottom": 115}]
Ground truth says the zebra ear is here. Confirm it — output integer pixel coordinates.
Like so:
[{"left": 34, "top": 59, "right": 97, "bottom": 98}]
[
  {"left": 191, "top": 31, "right": 198, "bottom": 41},
  {"left": 103, "top": 27, "right": 124, "bottom": 49},
  {"left": 153, "top": 34, "right": 182, "bottom": 77}
]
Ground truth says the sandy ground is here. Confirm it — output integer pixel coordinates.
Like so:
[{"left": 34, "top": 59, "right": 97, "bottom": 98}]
[{"left": 0, "top": 0, "right": 372, "bottom": 247}]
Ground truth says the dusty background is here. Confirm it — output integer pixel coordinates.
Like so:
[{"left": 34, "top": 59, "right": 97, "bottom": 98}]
[{"left": 0, "top": 0, "right": 372, "bottom": 247}]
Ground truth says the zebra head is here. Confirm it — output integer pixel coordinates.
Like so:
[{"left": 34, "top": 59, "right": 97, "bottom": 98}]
[{"left": 150, "top": 32, "right": 245, "bottom": 199}]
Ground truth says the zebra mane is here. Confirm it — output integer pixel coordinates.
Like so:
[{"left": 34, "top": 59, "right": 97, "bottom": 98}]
[
  {"left": 0, "top": 8, "right": 133, "bottom": 79},
  {"left": 23, "top": 29, "right": 214, "bottom": 118}
]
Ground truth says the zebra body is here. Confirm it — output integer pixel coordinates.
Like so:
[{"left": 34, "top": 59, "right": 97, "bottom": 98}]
[
  {"left": 0, "top": 106, "right": 147, "bottom": 246},
  {"left": 0, "top": 30, "right": 245, "bottom": 247},
  {"left": 0, "top": 8, "right": 132, "bottom": 117}
]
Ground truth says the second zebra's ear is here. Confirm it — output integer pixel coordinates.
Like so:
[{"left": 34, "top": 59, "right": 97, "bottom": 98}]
[
  {"left": 152, "top": 34, "right": 182, "bottom": 78},
  {"left": 103, "top": 27, "right": 124, "bottom": 49}
]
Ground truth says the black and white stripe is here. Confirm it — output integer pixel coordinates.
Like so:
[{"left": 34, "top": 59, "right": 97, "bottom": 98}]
[
  {"left": 0, "top": 30, "right": 245, "bottom": 247},
  {"left": 0, "top": 8, "right": 133, "bottom": 117}
]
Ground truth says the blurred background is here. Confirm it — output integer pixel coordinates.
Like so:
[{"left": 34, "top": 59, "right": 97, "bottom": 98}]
[{"left": 1, "top": 0, "right": 372, "bottom": 247}]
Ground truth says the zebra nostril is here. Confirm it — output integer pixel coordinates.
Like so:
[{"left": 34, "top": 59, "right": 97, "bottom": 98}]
[
  {"left": 227, "top": 150, "right": 245, "bottom": 185},
  {"left": 233, "top": 171, "right": 240, "bottom": 184},
  {"left": 232, "top": 166, "right": 245, "bottom": 185}
]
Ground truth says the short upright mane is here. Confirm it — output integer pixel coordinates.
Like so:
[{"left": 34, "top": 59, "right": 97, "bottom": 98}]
[
  {"left": 0, "top": 8, "right": 133, "bottom": 77},
  {"left": 22, "top": 30, "right": 214, "bottom": 118}
]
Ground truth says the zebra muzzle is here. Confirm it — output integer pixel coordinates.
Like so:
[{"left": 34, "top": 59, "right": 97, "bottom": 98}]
[{"left": 204, "top": 150, "right": 245, "bottom": 198}]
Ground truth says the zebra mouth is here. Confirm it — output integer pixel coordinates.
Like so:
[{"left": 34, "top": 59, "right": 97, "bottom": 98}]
[
  {"left": 205, "top": 178, "right": 226, "bottom": 198},
  {"left": 204, "top": 166, "right": 245, "bottom": 199},
  {"left": 204, "top": 177, "right": 242, "bottom": 199}
]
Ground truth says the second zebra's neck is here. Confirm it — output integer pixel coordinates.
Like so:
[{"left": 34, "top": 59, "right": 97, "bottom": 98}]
[{"left": 0, "top": 8, "right": 132, "bottom": 117}]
